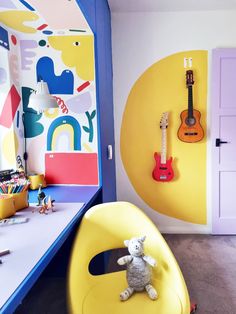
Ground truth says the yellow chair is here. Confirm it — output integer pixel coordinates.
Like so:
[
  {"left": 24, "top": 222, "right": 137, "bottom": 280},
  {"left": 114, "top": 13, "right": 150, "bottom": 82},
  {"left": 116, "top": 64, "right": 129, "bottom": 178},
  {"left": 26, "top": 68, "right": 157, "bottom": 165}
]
[{"left": 68, "top": 202, "right": 191, "bottom": 314}]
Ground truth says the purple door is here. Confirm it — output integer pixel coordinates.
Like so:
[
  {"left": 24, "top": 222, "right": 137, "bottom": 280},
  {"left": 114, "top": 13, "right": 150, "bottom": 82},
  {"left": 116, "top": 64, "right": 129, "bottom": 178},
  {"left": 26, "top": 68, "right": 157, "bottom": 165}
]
[{"left": 212, "top": 48, "right": 236, "bottom": 234}]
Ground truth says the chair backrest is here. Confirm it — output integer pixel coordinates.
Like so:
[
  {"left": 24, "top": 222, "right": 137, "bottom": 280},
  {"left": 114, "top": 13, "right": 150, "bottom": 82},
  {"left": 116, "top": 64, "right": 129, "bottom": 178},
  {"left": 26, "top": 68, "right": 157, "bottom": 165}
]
[{"left": 67, "top": 202, "right": 190, "bottom": 313}]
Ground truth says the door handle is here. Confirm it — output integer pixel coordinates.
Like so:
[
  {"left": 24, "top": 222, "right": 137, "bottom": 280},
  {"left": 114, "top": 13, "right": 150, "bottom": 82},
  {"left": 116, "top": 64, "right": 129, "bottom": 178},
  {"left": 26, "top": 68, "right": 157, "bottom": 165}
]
[{"left": 215, "top": 138, "right": 228, "bottom": 147}]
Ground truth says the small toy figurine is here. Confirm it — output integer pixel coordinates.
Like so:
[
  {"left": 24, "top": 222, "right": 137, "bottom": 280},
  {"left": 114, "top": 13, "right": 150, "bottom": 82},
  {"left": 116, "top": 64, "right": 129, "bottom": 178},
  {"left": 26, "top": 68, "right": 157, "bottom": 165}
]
[
  {"left": 39, "top": 195, "right": 55, "bottom": 214},
  {"left": 37, "top": 184, "right": 46, "bottom": 206},
  {"left": 117, "top": 236, "right": 158, "bottom": 301}
]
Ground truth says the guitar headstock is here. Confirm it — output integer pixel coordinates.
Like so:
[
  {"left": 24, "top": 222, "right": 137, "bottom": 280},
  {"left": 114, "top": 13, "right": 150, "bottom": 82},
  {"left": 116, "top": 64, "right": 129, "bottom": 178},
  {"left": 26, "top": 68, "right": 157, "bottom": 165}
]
[
  {"left": 160, "top": 112, "right": 169, "bottom": 129},
  {"left": 186, "top": 70, "right": 194, "bottom": 87}
]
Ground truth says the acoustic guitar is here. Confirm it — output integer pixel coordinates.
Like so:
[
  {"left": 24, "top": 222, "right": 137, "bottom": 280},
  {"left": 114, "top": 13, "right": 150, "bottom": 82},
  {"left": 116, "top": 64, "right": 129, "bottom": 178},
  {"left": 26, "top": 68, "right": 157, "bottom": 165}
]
[
  {"left": 152, "top": 112, "right": 174, "bottom": 182},
  {"left": 177, "top": 70, "right": 204, "bottom": 143}
]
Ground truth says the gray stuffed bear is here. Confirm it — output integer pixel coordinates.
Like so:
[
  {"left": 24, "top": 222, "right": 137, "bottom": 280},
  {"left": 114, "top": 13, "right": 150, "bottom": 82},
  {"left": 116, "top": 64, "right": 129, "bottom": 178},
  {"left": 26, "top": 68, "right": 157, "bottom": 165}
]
[{"left": 117, "top": 235, "right": 158, "bottom": 301}]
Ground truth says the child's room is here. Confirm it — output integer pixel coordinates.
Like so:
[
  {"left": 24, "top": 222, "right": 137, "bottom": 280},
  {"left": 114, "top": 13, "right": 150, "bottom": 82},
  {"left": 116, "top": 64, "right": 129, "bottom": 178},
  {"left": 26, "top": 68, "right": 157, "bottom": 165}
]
[{"left": 0, "top": 1, "right": 236, "bottom": 313}]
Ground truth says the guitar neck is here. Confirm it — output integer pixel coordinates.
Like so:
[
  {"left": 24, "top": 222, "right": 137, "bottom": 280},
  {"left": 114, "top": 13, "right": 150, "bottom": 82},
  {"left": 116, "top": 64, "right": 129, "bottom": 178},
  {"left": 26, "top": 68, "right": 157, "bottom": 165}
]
[
  {"left": 188, "top": 85, "right": 194, "bottom": 118},
  {"left": 161, "top": 128, "right": 167, "bottom": 164}
]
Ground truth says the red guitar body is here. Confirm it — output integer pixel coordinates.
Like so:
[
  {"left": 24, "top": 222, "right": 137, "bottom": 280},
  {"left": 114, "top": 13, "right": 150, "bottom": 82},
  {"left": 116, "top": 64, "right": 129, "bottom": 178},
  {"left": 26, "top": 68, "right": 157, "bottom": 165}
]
[{"left": 152, "top": 153, "right": 174, "bottom": 182}]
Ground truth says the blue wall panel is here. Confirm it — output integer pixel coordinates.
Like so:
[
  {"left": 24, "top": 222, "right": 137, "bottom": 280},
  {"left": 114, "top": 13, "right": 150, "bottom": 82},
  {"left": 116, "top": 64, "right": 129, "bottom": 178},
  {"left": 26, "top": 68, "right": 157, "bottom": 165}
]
[{"left": 76, "top": 0, "right": 117, "bottom": 202}]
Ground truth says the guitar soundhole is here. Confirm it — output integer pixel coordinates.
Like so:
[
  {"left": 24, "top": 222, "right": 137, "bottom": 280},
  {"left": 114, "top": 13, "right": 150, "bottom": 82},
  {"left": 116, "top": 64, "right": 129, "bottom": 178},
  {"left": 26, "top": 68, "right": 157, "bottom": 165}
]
[{"left": 185, "top": 116, "right": 196, "bottom": 126}]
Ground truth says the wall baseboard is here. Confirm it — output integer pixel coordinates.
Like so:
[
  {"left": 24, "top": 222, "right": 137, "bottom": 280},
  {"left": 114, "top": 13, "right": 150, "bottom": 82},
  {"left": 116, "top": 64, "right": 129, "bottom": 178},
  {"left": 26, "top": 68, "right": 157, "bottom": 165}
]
[{"left": 159, "top": 225, "right": 212, "bottom": 234}]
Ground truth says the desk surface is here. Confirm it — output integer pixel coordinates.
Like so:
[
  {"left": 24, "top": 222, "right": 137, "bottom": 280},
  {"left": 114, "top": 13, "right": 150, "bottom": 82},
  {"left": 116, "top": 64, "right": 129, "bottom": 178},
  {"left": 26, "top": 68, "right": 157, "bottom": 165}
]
[{"left": 0, "top": 185, "right": 101, "bottom": 314}]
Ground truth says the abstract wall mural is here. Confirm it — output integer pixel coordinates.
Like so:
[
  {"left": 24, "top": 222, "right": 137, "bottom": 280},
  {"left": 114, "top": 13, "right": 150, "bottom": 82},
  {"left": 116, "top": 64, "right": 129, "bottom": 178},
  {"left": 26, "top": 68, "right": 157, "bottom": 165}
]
[{"left": 0, "top": 0, "right": 99, "bottom": 185}]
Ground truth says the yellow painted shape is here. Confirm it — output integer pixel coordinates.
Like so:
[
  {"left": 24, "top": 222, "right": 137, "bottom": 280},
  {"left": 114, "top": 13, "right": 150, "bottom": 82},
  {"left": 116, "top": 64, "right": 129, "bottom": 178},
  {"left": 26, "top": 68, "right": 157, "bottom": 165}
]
[
  {"left": 120, "top": 50, "right": 207, "bottom": 224},
  {"left": 48, "top": 35, "right": 94, "bottom": 81},
  {"left": 52, "top": 124, "right": 74, "bottom": 151},
  {"left": 2, "top": 130, "right": 19, "bottom": 165},
  {"left": 44, "top": 108, "right": 59, "bottom": 119},
  {"left": 83, "top": 142, "right": 93, "bottom": 153},
  {"left": 0, "top": 11, "right": 38, "bottom": 33}
]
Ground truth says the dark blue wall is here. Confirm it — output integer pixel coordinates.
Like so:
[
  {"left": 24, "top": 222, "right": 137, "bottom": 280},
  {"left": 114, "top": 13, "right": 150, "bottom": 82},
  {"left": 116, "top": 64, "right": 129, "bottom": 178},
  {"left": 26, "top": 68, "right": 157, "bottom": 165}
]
[{"left": 76, "top": 0, "right": 116, "bottom": 202}]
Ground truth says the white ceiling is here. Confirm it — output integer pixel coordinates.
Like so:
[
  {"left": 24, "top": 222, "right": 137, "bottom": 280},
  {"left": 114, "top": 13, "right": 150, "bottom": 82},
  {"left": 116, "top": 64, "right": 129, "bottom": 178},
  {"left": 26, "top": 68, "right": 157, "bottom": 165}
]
[{"left": 108, "top": 0, "right": 236, "bottom": 12}]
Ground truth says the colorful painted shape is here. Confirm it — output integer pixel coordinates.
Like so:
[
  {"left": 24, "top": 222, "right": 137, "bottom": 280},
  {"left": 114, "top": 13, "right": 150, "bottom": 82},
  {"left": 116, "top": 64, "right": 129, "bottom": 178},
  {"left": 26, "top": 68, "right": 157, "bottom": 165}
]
[
  {"left": 0, "top": 11, "right": 38, "bottom": 33},
  {"left": 2, "top": 130, "right": 19, "bottom": 165},
  {"left": 52, "top": 124, "right": 74, "bottom": 151},
  {"left": 9, "top": 54, "right": 19, "bottom": 85},
  {"left": 37, "top": 24, "right": 48, "bottom": 30},
  {"left": 48, "top": 35, "right": 94, "bottom": 81},
  {"left": 42, "top": 30, "right": 53, "bottom": 35},
  {"left": 47, "top": 116, "right": 81, "bottom": 151},
  {"left": 36, "top": 57, "right": 74, "bottom": 94},
  {"left": 22, "top": 86, "right": 44, "bottom": 138},
  {"left": 20, "top": 40, "right": 37, "bottom": 70},
  {"left": 77, "top": 81, "right": 90, "bottom": 92},
  {"left": 38, "top": 39, "right": 47, "bottom": 47},
  {"left": 0, "top": 26, "right": 9, "bottom": 50},
  {"left": 120, "top": 50, "right": 208, "bottom": 224},
  {"left": 83, "top": 110, "right": 96, "bottom": 143},
  {"left": 0, "top": 0, "right": 16, "bottom": 9},
  {"left": 18, "top": 0, "right": 35, "bottom": 11},
  {"left": 11, "top": 34, "right": 17, "bottom": 45},
  {"left": 45, "top": 152, "right": 98, "bottom": 185},
  {"left": 66, "top": 92, "right": 92, "bottom": 114},
  {"left": 0, "top": 67, "right": 7, "bottom": 84},
  {"left": 0, "top": 85, "right": 21, "bottom": 128}
]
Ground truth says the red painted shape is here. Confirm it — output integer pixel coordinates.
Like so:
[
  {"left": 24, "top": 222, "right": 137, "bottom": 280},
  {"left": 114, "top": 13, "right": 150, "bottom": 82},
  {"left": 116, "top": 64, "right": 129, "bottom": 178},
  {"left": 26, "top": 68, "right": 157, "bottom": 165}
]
[
  {"left": 152, "top": 153, "right": 174, "bottom": 182},
  {"left": 37, "top": 24, "right": 48, "bottom": 30},
  {"left": 54, "top": 96, "right": 69, "bottom": 114},
  {"left": 45, "top": 152, "right": 99, "bottom": 185},
  {"left": 11, "top": 35, "right": 17, "bottom": 45},
  {"left": 0, "top": 85, "right": 21, "bottom": 128},
  {"left": 77, "top": 81, "right": 90, "bottom": 92}
]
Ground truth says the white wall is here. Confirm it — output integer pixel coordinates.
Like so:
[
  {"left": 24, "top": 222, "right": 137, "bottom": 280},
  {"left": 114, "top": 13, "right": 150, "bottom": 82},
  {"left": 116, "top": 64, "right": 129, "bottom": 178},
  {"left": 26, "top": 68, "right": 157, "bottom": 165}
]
[{"left": 111, "top": 10, "right": 236, "bottom": 233}]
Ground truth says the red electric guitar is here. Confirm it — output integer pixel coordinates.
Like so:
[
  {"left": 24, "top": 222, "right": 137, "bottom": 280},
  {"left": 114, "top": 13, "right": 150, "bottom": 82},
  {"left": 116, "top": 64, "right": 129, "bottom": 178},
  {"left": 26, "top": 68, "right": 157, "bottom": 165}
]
[{"left": 152, "top": 112, "right": 174, "bottom": 182}]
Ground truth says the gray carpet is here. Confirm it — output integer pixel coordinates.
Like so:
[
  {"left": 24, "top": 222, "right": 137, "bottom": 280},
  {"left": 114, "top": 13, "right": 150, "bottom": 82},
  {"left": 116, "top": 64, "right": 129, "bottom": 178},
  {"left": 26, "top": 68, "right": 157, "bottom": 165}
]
[
  {"left": 14, "top": 235, "right": 236, "bottom": 313},
  {"left": 164, "top": 234, "right": 236, "bottom": 314}
]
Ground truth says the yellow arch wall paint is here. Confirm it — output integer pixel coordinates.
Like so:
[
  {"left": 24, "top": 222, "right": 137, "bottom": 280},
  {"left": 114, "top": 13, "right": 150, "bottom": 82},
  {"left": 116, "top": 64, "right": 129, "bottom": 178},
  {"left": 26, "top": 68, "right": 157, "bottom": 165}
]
[{"left": 120, "top": 50, "right": 207, "bottom": 224}]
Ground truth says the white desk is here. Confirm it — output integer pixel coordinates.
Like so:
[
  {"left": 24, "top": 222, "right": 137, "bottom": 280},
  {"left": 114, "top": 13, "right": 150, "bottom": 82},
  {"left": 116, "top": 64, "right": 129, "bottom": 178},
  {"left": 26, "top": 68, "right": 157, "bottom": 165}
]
[{"left": 0, "top": 202, "right": 84, "bottom": 314}]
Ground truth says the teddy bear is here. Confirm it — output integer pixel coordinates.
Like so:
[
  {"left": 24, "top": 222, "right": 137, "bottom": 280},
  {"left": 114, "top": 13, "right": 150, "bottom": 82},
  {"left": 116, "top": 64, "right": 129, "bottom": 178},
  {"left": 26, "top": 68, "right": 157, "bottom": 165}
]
[{"left": 117, "top": 235, "right": 158, "bottom": 301}]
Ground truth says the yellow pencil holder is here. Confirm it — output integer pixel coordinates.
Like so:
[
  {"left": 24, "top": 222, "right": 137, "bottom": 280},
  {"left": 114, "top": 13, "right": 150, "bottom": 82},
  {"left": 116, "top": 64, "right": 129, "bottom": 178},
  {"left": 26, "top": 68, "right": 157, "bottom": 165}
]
[
  {"left": 0, "top": 195, "right": 16, "bottom": 219},
  {"left": 1, "top": 190, "right": 29, "bottom": 212},
  {"left": 12, "top": 190, "right": 29, "bottom": 211},
  {"left": 28, "top": 174, "right": 47, "bottom": 190}
]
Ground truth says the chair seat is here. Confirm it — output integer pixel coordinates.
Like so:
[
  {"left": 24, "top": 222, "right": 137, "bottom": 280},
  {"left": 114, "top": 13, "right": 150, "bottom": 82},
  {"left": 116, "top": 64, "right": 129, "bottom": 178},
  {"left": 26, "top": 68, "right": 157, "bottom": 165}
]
[{"left": 82, "top": 272, "right": 182, "bottom": 314}]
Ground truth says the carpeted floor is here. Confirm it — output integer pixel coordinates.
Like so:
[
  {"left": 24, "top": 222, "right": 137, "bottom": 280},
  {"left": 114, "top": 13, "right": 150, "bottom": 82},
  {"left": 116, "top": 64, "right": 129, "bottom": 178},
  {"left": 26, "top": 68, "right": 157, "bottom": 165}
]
[{"left": 15, "top": 235, "right": 236, "bottom": 314}]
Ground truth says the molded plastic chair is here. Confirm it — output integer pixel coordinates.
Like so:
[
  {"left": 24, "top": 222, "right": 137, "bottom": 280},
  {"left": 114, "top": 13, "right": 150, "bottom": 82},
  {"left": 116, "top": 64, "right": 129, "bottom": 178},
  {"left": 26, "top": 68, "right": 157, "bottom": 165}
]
[{"left": 68, "top": 202, "right": 190, "bottom": 314}]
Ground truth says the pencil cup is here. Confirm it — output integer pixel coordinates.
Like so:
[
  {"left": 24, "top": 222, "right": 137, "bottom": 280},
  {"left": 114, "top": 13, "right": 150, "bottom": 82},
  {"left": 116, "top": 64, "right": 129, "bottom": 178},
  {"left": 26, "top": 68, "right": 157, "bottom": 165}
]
[
  {"left": 28, "top": 174, "right": 46, "bottom": 190},
  {"left": 0, "top": 195, "right": 16, "bottom": 219}
]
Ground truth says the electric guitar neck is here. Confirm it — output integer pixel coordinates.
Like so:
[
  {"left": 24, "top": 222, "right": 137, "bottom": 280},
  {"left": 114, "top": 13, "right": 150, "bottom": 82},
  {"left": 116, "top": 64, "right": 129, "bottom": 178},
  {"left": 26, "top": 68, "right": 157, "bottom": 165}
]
[{"left": 152, "top": 112, "right": 174, "bottom": 182}]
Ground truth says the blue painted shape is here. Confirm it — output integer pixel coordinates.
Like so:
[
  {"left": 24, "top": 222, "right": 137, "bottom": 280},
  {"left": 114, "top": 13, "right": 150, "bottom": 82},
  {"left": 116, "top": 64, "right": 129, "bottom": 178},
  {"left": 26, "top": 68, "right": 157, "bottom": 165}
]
[
  {"left": 76, "top": 0, "right": 117, "bottom": 202},
  {"left": 36, "top": 57, "right": 74, "bottom": 94},
  {"left": 42, "top": 30, "right": 53, "bottom": 35},
  {"left": 22, "top": 87, "right": 44, "bottom": 138},
  {"left": 18, "top": 0, "right": 35, "bottom": 11},
  {"left": 16, "top": 110, "right": 20, "bottom": 127},
  {"left": 47, "top": 115, "right": 81, "bottom": 151},
  {"left": 0, "top": 25, "right": 9, "bottom": 50}
]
